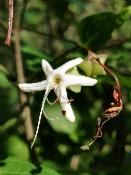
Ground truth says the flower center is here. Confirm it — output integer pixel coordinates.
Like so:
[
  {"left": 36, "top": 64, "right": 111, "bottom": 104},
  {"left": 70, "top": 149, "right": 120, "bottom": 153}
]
[{"left": 52, "top": 74, "right": 63, "bottom": 86}]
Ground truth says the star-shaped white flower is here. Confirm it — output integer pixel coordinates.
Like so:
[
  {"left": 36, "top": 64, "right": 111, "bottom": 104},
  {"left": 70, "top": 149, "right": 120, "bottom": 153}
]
[{"left": 19, "top": 58, "right": 97, "bottom": 148}]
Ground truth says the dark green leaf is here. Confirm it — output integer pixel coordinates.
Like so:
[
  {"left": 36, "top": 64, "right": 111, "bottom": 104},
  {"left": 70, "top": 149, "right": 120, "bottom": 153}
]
[
  {"left": 118, "top": 74, "right": 131, "bottom": 88},
  {"left": 45, "top": 0, "right": 69, "bottom": 18},
  {"left": 78, "top": 9, "right": 131, "bottom": 49}
]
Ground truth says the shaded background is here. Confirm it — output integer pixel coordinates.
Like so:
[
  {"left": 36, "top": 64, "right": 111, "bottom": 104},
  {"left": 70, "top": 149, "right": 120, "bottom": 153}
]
[{"left": 0, "top": 0, "right": 131, "bottom": 174}]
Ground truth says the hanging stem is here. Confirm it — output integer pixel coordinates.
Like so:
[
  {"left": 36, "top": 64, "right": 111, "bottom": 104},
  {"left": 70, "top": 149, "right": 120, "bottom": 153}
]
[
  {"left": 5, "top": 0, "right": 14, "bottom": 46},
  {"left": 95, "top": 58, "right": 120, "bottom": 93}
]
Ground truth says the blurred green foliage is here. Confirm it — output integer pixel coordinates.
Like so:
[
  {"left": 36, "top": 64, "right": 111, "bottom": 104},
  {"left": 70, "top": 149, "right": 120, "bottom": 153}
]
[{"left": 0, "top": 0, "right": 131, "bottom": 174}]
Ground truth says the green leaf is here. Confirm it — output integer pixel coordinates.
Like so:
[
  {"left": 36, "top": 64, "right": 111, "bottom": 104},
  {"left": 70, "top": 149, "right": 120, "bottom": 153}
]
[
  {"left": 6, "top": 135, "right": 29, "bottom": 159},
  {"left": 0, "top": 118, "right": 17, "bottom": 133},
  {"left": 38, "top": 165, "right": 61, "bottom": 175},
  {"left": 0, "top": 82, "right": 18, "bottom": 118},
  {"left": 0, "top": 158, "right": 61, "bottom": 175},
  {"left": 78, "top": 9, "right": 131, "bottom": 49},
  {"left": 45, "top": 103, "right": 78, "bottom": 134},
  {"left": 24, "top": 9, "right": 42, "bottom": 26},
  {"left": 79, "top": 54, "right": 107, "bottom": 76},
  {"left": 67, "top": 67, "right": 81, "bottom": 93},
  {"left": 68, "top": 0, "right": 87, "bottom": 14},
  {"left": 0, "top": 72, "right": 11, "bottom": 88},
  {"left": 22, "top": 46, "right": 52, "bottom": 61},
  {"left": 0, "top": 71, "right": 18, "bottom": 106},
  {"left": 0, "top": 157, "right": 35, "bottom": 175},
  {"left": 118, "top": 74, "right": 131, "bottom": 88},
  {"left": 0, "top": 64, "right": 9, "bottom": 75},
  {"left": 78, "top": 58, "right": 93, "bottom": 76}
]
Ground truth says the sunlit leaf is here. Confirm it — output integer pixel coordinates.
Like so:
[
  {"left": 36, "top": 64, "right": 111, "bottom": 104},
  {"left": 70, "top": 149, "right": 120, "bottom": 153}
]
[
  {"left": 79, "top": 54, "right": 107, "bottom": 76},
  {"left": 0, "top": 118, "right": 17, "bottom": 133},
  {"left": 0, "top": 72, "right": 11, "bottom": 88},
  {"left": 6, "top": 136, "right": 29, "bottom": 159},
  {"left": 0, "top": 157, "right": 35, "bottom": 175},
  {"left": 45, "top": 103, "right": 78, "bottom": 134},
  {"left": 67, "top": 66, "right": 81, "bottom": 93},
  {"left": 38, "top": 165, "right": 61, "bottom": 175},
  {"left": 0, "top": 158, "right": 61, "bottom": 175}
]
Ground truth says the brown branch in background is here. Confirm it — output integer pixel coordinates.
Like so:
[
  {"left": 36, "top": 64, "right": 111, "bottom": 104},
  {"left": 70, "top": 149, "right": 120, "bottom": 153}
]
[
  {"left": 81, "top": 50, "right": 123, "bottom": 150},
  {"left": 14, "top": 1, "right": 34, "bottom": 142},
  {"left": 5, "top": 0, "right": 13, "bottom": 46},
  {"left": 23, "top": 26, "right": 77, "bottom": 45},
  {"left": 104, "top": 38, "right": 130, "bottom": 49}
]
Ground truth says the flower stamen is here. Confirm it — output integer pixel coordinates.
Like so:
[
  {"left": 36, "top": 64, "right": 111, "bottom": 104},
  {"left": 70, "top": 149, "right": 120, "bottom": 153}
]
[
  {"left": 47, "top": 97, "right": 58, "bottom": 105},
  {"left": 53, "top": 74, "right": 63, "bottom": 85},
  {"left": 31, "top": 85, "right": 58, "bottom": 149}
]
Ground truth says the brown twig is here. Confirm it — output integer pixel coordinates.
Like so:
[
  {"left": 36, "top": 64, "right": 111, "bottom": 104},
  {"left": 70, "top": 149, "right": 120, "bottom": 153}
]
[
  {"left": 5, "top": 0, "right": 14, "bottom": 46},
  {"left": 14, "top": 0, "right": 34, "bottom": 142},
  {"left": 81, "top": 51, "right": 123, "bottom": 150}
]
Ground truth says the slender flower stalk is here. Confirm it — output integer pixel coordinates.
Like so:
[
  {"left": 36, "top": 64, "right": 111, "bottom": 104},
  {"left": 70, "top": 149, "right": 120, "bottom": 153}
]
[{"left": 19, "top": 58, "right": 97, "bottom": 148}]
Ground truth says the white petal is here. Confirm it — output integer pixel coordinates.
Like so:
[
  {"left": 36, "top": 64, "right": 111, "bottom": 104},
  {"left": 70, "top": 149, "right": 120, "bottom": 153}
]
[
  {"left": 42, "top": 59, "right": 53, "bottom": 76},
  {"left": 19, "top": 81, "right": 47, "bottom": 92},
  {"left": 55, "top": 85, "right": 75, "bottom": 122},
  {"left": 63, "top": 75, "right": 97, "bottom": 87},
  {"left": 56, "top": 58, "right": 83, "bottom": 73}
]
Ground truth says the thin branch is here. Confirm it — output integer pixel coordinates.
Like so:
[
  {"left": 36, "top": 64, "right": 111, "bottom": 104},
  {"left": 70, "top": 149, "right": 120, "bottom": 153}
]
[
  {"left": 23, "top": 26, "right": 78, "bottom": 45},
  {"left": 52, "top": 37, "right": 130, "bottom": 66},
  {"left": 14, "top": 1, "right": 34, "bottom": 142},
  {"left": 81, "top": 50, "right": 123, "bottom": 150},
  {"left": 5, "top": 0, "right": 14, "bottom": 46},
  {"left": 103, "top": 38, "right": 130, "bottom": 49},
  {"left": 53, "top": 46, "right": 80, "bottom": 66},
  {"left": 95, "top": 58, "right": 120, "bottom": 91}
]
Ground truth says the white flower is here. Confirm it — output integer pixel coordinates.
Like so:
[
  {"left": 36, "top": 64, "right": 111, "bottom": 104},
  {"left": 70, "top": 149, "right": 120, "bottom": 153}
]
[{"left": 19, "top": 58, "right": 97, "bottom": 148}]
